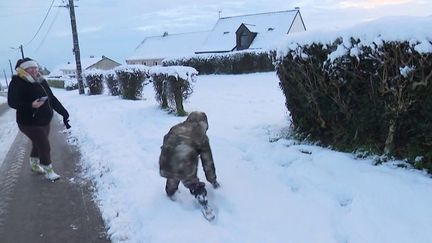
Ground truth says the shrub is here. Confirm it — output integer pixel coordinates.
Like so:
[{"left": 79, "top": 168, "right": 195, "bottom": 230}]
[
  {"left": 277, "top": 36, "right": 432, "bottom": 172},
  {"left": 46, "top": 79, "right": 64, "bottom": 89},
  {"left": 105, "top": 71, "right": 120, "bottom": 96},
  {"left": 115, "top": 65, "right": 149, "bottom": 100},
  {"left": 150, "top": 66, "right": 197, "bottom": 116},
  {"left": 163, "top": 50, "right": 275, "bottom": 74},
  {"left": 83, "top": 70, "right": 104, "bottom": 95}
]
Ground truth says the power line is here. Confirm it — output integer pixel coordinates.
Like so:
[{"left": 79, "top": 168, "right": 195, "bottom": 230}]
[
  {"left": 34, "top": 7, "right": 61, "bottom": 53},
  {"left": 24, "top": 0, "right": 57, "bottom": 46}
]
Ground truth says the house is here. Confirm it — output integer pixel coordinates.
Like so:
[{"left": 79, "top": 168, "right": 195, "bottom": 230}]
[
  {"left": 48, "top": 55, "right": 121, "bottom": 78},
  {"left": 126, "top": 31, "right": 210, "bottom": 66},
  {"left": 126, "top": 8, "right": 306, "bottom": 64},
  {"left": 196, "top": 9, "right": 306, "bottom": 53}
]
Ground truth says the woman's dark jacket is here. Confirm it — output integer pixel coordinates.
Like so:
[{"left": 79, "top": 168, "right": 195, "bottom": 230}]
[{"left": 8, "top": 75, "right": 69, "bottom": 126}]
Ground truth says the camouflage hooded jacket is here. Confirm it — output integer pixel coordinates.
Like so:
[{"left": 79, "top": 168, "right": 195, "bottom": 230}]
[{"left": 159, "top": 111, "right": 217, "bottom": 183}]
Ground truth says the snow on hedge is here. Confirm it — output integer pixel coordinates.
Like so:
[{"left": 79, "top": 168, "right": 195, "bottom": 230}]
[
  {"left": 163, "top": 49, "right": 270, "bottom": 63},
  {"left": 80, "top": 65, "right": 198, "bottom": 81},
  {"left": 278, "top": 16, "right": 432, "bottom": 61},
  {"left": 114, "top": 64, "right": 151, "bottom": 74},
  {"left": 149, "top": 65, "right": 198, "bottom": 80},
  {"left": 83, "top": 68, "right": 106, "bottom": 77}
]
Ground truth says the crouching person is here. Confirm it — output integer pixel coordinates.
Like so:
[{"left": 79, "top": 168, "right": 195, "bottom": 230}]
[{"left": 159, "top": 111, "right": 220, "bottom": 206}]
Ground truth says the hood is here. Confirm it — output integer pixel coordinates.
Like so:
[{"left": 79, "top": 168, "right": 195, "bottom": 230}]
[{"left": 185, "top": 111, "right": 209, "bottom": 131}]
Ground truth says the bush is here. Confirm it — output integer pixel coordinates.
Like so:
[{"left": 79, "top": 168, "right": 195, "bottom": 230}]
[
  {"left": 83, "top": 71, "right": 104, "bottom": 95},
  {"left": 163, "top": 51, "right": 275, "bottom": 74},
  {"left": 150, "top": 66, "right": 197, "bottom": 116},
  {"left": 64, "top": 78, "right": 79, "bottom": 91},
  {"left": 115, "top": 66, "right": 149, "bottom": 100},
  {"left": 105, "top": 71, "right": 120, "bottom": 96},
  {"left": 277, "top": 38, "right": 432, "bottom": 172},
  {"left": 46, "top": 79, "right": 64, "bottom": 89}
]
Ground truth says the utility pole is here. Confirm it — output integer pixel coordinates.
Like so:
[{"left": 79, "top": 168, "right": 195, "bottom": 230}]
[
  {"left": 19, "top": 45, "right": 25, "bottom": 58},
  {"left": 9, "top": 59, "right": 14, "bottom": 75},
  {"left": 66, "top": 0, "right": 84, "bottom": 94},
  {"left": 3, "top": 69, "right": 8, "bottom": 88}
]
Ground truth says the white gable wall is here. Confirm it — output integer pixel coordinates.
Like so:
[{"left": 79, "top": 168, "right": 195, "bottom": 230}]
[{"left": 288, "top": 13, "right": 307, "bottom": 34}]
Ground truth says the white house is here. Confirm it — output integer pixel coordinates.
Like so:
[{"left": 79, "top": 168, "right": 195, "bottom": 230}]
[
  {"left": 48, "top": 56, "right": 121, "bottom": 79},
  {"left": 196, "top": 9, "right": 306, "bottom": 53},
  {"left": 126, "top": 8, "right": 306, "bottom": 64},
  {"left": 126, "top": 31, "right": 210, "bottom": 66}
]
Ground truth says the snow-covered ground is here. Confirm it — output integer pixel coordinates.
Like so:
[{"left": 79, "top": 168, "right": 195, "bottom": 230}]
[
  {"left": 50, "top": 72, "right": 432, "bottom": 243},
  {"left": 0, "top": 95, "right": 18, "bottom": 168}
]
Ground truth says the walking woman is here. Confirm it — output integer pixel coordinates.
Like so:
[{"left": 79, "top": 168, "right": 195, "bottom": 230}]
[{"left": 8, "top": 58, "right": 71, "bottom": 181}]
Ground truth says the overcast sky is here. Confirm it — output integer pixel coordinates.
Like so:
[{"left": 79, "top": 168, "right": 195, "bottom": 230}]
[{"left": 0, "top": 0, "right": 431, "bottom": 73}]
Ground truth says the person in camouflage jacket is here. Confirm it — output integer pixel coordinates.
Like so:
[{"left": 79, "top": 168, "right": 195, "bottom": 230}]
[{"left": 159, "top": 111, "right": 220, "bottom": 204}]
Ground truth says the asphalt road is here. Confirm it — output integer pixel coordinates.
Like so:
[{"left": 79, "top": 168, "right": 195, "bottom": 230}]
[{"left": 0, "top": 109, "right": 110, "bottom": 243}]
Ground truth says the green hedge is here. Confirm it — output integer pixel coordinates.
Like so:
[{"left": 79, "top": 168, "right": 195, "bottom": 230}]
[
  {"left": 46, "top": 79, "right": 65, "bottom": 89},
  {"left": 277, "top": 38, "right": 432, "bottom": 173},
  {"left": 163, "top": 51, "right": 275, "bottom": 74}
]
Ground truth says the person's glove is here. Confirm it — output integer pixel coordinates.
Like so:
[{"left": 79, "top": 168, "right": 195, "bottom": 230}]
[
  {"left": 63, "top": 117, "right": 71, "bottom": 129},
  {"left": 211, "top": 181, "right": 220, "bottom": 189}
]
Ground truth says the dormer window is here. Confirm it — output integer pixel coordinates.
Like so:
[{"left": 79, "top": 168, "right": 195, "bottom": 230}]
[{"left": 235, "top": 23, "right": 257, "bottom": 51}]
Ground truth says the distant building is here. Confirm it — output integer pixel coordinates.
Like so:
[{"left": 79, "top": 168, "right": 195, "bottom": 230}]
[
  {"left": 126, "top": 9, "right": 306, "bottom": 64},
  {"left": 48, "top": 56, "right": 121, "bottom": 79},
  {"left": 196, "top": 9, "right": 306, "bottom": 53},
  {"left": 126, "top": 31, "right": 210, "bottom": 66}
]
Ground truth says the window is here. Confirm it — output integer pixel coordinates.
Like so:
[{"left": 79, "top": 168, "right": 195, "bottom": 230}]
[{"left": 240, "top": 32, "right": 249, "bottom": 48}]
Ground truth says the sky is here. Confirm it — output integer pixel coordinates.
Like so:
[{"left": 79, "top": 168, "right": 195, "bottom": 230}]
[
  {"left": 2, "top": 71, "right": 432, "bottom": 242},
  {"left": 0, "top": 0, "right": 431, "bottom": 72}
]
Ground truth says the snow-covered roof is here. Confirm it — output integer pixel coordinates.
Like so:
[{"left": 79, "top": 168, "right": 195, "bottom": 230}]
[
  {"left": 196, "top": 9, "right": 305, "bottom": 53},
  {"left": 48, "top": 56, "right": 111, "bottom": 77},
  {"left": 127, "top": 31, "right": 210, "bottom": 60}
]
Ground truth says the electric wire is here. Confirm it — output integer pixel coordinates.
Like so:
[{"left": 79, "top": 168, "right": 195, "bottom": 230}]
[
  {"left": 34, "top": 6, "right": 61, "bottom": 53},
  {"left": 24, "top": 0, "right": 57, "bottom": 46}
]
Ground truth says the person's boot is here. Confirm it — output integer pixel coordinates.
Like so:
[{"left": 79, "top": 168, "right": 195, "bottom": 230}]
[
  {"left": 29, "top": 157, "right": 45, "bottom": 174},
  {"left": 41, "top": 164, "right": 60, "bottom": 181},
  {"left": 191, "top": 182, "right": 208, "bottom": 206},
  {"left": 196, "top": 193, "right": 208, "bottom": 206}
]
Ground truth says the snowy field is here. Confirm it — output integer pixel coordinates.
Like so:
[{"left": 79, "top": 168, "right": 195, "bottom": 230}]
[{"left": 51, "top": 72, "right": 432, "bottom": 243}]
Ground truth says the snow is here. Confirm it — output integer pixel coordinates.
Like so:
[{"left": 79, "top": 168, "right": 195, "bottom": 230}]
[
  {"left": 0, "top": 96, "right": 18, "bottom": 168},
  {"left": 128, "top": 31, "right": 210, "bottom": 60},
  {"left": 45, "top": 72, "right": 432, "bottom": 243},
  {"left": 278, "top": 16, "right": 432, "bottom": 60}
]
